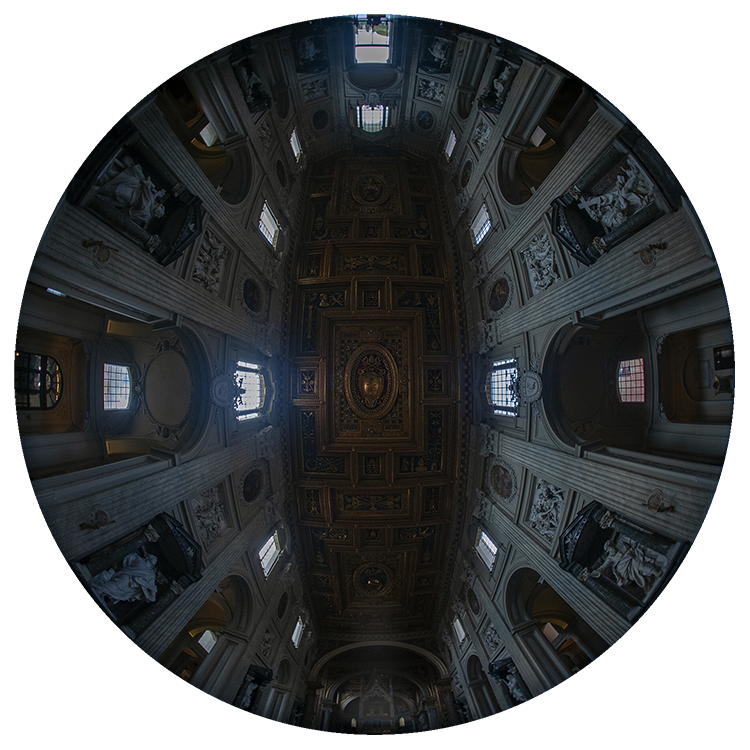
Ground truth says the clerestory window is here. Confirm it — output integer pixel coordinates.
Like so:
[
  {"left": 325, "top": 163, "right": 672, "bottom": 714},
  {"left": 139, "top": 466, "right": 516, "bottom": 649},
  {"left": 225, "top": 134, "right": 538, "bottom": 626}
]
[
  {"left": 290, "top": 128, "right": 302, "bottom": 161},
  {"left": 234, "top": 361, "right": 266, "bottom": 421},
  {"left": 475, "top": 529, "right": 499, "bottom": 571},
  {"left": 486, "top": 358, "right": 519, "bottom": 416},
  {"left": 291, "top": 617, "right": 305, "bottom": 648},
  {"left": 354, "top": 14, "right": 392, "bottom": 63},
  {"left": 258, "top": 201, "right": 280, "bottom": 248},
  {"left": 453, "top": 616, "right": 467, "bottom": 643},
  {"left": 15, "top": 352, "right": 62, "bottom": 410},
  {"left": 471, "top": 203, "right": 492, "bottom": 245},
  {"left": 259, "top": 532, "right": 281, "bottom": 577},
  {"left": 444, "top": 129, "right": 457, "bottom": 159}
]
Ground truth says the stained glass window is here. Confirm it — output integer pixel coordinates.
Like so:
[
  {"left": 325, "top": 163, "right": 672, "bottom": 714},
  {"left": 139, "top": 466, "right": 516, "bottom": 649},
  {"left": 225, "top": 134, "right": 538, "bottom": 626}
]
[{"left": 15, "top": 352, "right": 62, "bottom": 410}]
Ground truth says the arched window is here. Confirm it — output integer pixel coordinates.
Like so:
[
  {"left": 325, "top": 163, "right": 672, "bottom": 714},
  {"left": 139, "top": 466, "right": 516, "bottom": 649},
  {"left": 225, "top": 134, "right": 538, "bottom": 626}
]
[
  {"left": 15, "top": 352, "right": 62, "bottom": 410},
  {"left": 617, "top": 357, "right": 645, "bottom": 402},
  {"left": 103, "top": 363, "right": 132, "bottom": 410},
  {"left": 234, "top": 361, "right": 266, "bottom": 420},
  {"left": 486, "top": 359, "right": 518, "bottom": 416}
]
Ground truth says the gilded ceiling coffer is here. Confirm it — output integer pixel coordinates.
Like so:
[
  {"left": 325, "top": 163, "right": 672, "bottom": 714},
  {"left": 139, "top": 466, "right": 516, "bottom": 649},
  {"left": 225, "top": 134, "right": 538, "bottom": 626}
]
[{"left": 344, "top": 343, "right": 399, "bottom": 420}]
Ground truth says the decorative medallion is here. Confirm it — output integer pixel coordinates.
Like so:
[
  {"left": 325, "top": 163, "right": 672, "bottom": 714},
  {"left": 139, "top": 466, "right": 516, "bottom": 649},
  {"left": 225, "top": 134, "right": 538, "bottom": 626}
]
[
  {"left": 460, "top": 160, "right": 473, "bottom": 188},
  {"left": 488, "top": 274, "right": 513, "bottom": 314},
  {"left": 512, "top": 370, "right": 543, "bottom": 404},
  {"left": 240, "top": 468, "right": 264, "bottom": 503},
  {"left": 353, "top": 562, "right": 395, "bottom": 598},
  {"left": 210, "top": 373, "right": 242, "bottom": 408},
  {"left": 352, "top": 174, "right": 390, "bottom": 206},
  {"left": 416, "top": 110, "right": 435, "bottom": 130},
  {"left": 489, "top": 460, "right": 517, "bottom": 501},
  {"left": 344, "top": 343, "right": 399, "bottom": 420}
]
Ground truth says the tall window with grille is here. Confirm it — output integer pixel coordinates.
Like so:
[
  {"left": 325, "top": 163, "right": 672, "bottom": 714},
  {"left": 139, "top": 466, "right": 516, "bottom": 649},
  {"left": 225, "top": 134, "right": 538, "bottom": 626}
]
[
  {"left": 475, "top": 529, "right": 499, "bottom": 571},
  {"left": 259, "top": 532, "right": 281, "bottom": 578},
  {"left": 258, "top": 201, "right": 280, "bottom": 248},
  {"left": 103, "top": 363, "right": 131, "bottom": 410},
  {"left": 356, "top": 104, "right": 389, "bottom": 133},
  {"left": 234, "top": 361, "right": 266, "bottom": 421},
  {"left": 291, "top": 617, "right": 305, "bottom": 648},
  {"left": 353, "top": 14, "right": 392, "bottom": 63},
  {"left": 289, "top": 128, "right": 302, "bottom": 161},
  {"left": 15, "top": 352, "right": 62, "bottom": 410},
  {"left": 486, "top": 358, "right": 518, "bottom": 416},
  {"left": 617, "top": 357, "right": 645, "bottom": 402},
  {"left": 444, "top": 129, "right": 457, "bottom": 159},
  {"left": 471, "top": 203, "right": 492, "bottom": 245},
  {"left": 452, "top": 616, "right": 467, "bottom": 643}
]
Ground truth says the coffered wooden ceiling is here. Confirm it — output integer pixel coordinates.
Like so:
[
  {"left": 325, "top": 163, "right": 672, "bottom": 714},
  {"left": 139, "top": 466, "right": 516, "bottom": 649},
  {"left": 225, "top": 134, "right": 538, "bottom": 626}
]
[{"left": 287, "top": 150, "right": 465, "bottom": 640}]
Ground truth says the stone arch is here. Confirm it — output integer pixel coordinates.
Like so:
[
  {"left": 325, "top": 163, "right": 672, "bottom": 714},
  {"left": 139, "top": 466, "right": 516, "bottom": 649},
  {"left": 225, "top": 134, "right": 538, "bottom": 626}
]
[{"left": 311, "top": 641, "right": 449, "bottom": 681}]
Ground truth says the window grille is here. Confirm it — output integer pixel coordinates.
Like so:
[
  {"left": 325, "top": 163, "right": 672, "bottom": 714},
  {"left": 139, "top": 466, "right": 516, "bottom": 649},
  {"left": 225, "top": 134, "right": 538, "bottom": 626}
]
[
  {"left": 234, "top": 362, "right": 265, "bottom": 421},
  {"left": 487, "top": 358, "right": 518, "bottom": 416},
  {"left": 356, "top": 104, "right": 389, "bottom": 133},
  {"left": 15, "top": 352, "right": 62, "bottom": 410},
  {"left": 103, "top": 364, "right": 131, "bottom": 410},
  {"left": 476, "top": 530, "right": 499, "bottom": 570},
  {"left": 444, "top": 130, "right": 457, "bottom": 159},
  {"left": 258, "top": 201, "right": 280, "bottom": 247},
  {"left": 471, "top": 204, "right": 492, "bottom": 244},
  {"left": 290, "top": 128, "right": 302, "bottom": 160},
  {"left": 354, "top": 15, "right": 392, "bottom": 63},
  {"left": 618, "top": 358, "right": 645, "bottom": 402},
  {"left": 259, "top": 532, "right": 281, "bottom": 577},
  {"left": 291, "top": 617, "right": 304, "bottom": 648}
]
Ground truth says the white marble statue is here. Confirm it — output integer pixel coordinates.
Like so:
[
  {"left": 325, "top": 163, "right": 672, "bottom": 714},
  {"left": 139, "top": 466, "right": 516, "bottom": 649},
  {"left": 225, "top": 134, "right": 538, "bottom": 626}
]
[
  {"left": 89, "top": 551, "right": 158, "bottom": 604},
  {"left": 504, "top": 667, "right": 528, "bottom": 703},
  {"left": 594, "top": 538, "right": 663, "bottom": 593},
  {"left": 578, "top": 157, "right": 655, "bottom": 229},
  {"left": 96, "top": 156, "right": 166, "bottom": 224}
]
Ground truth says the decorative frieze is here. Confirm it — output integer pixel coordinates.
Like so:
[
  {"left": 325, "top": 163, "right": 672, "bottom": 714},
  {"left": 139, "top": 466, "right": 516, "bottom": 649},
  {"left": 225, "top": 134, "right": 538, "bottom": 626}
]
[{"left": 417, "top": 78, "right": 446, "bottom": 102}]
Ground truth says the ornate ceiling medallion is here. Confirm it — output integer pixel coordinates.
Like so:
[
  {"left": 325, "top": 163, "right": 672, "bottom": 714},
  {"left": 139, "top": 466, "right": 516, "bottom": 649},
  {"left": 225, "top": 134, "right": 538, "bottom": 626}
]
[
  {"left": 353, "top": 562, "right": 395, "bottom": 598},
  {"left": 352, "top": 173, "right": 390, "bottom": 206},
  {"left": 344, "top": 343, "right": 399, "bottom": 420}
]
